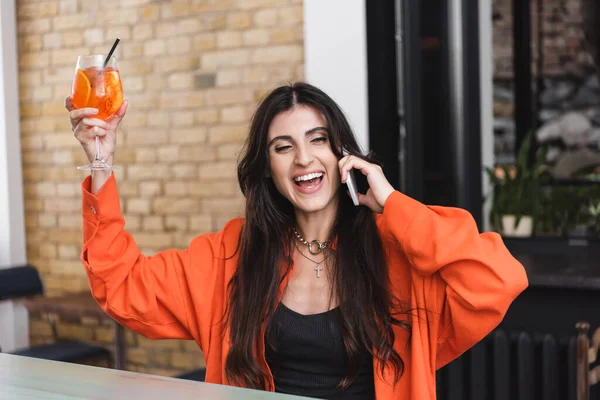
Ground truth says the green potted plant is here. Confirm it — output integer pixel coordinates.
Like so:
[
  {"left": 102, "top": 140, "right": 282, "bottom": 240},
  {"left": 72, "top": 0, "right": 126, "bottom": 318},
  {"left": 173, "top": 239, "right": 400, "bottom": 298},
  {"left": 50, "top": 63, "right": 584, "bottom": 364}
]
[
  {"left": 534, "top": 185, "right": 575, "bottom": 236},
  {"left": 534, "top": 180, "right": 600, "bottom": 237},
  {"left": 485, "top": 132, "right": 546, "bottom": 237},
  {"left": 589, "top": 200, "right": 600, "bottom": 234}
]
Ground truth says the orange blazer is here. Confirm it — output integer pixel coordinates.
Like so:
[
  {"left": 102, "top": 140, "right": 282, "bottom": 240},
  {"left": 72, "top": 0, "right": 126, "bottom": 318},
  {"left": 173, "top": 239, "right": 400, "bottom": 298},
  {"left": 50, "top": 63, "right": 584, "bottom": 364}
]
[{"left": 80, "top": 174, "right": 528, "bottom": 399}]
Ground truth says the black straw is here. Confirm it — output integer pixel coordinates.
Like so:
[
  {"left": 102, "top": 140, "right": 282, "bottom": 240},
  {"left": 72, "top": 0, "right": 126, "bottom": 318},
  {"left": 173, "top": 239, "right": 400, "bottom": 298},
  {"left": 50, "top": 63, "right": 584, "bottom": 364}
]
[{"left": 103, "top": 38, "right": 120, "bottom": 68}]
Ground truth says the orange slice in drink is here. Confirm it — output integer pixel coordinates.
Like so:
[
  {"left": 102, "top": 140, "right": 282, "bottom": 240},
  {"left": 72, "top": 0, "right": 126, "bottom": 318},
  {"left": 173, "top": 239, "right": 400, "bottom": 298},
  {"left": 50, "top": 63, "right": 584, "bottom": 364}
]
[
  {"left": 73, "top": 69, "right": 92, "bottom": 108},
  {"left": 103, "top": 70, "right": 123, "bottom": 117}
]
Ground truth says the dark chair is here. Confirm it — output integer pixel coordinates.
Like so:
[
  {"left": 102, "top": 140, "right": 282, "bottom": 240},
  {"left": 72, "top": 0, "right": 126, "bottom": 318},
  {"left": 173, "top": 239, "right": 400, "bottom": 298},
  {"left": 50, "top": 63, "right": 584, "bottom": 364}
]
[
  {"left": 0, "top": 265, "right": 111, "bottom": 365},
  {"left": 176, "top": 368, "right": 206, "bottom": 382},
  {"left": 575, "top": 321, "right": 600, "bottom": 400}
]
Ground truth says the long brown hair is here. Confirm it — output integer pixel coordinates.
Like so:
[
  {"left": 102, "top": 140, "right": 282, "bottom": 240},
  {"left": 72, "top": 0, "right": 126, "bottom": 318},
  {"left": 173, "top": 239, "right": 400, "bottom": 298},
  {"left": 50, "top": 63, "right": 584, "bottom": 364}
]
[{"left": 225, "top": 82, "right": 411, "bottom": 389}]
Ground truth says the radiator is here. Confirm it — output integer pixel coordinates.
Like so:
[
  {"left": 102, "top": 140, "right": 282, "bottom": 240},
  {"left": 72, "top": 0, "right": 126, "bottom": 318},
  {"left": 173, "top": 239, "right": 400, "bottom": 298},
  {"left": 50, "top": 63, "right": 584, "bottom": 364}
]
[{"left": 435, "top": 329, "right": 598, "bottom": 400}]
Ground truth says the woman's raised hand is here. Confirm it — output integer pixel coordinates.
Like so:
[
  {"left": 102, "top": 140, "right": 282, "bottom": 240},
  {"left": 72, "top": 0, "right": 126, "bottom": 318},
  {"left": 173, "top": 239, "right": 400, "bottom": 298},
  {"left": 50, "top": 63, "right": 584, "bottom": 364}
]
[
  {"left": 65, "top": 96, "right": 128, "bottom": 165},
  {"left": 338, "top": 155, "right": 395, "bottom": 214}
]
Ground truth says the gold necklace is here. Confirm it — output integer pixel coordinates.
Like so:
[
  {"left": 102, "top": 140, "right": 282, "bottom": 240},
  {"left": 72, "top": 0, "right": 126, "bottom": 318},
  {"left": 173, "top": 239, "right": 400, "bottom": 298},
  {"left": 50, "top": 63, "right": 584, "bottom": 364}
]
[
  {"left": 294, "top": 241, "right": 330, "bottom": 278},
  {"left": 293, "top": 227, "right": 331, "bottom": 255}
]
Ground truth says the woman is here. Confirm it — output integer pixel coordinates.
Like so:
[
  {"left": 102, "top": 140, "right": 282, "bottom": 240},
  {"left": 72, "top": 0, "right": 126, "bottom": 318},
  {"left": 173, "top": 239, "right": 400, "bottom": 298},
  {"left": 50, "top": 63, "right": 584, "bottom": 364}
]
[{"left": 66, "top": 82, "right": 527, "bottom": 399}]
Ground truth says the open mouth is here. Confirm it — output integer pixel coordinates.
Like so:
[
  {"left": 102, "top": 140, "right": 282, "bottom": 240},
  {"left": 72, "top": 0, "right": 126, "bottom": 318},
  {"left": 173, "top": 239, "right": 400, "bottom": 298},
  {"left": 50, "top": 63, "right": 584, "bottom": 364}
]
[{"left": 293, "top": 172, "right": 324, "bottom": 188}]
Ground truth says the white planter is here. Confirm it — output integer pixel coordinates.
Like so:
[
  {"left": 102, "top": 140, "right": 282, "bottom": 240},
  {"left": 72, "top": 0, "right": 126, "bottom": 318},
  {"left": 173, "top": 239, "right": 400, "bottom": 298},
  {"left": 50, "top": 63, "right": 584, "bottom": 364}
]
[{"left": 501, "top": 215, "right": 534, "bottom": 237}]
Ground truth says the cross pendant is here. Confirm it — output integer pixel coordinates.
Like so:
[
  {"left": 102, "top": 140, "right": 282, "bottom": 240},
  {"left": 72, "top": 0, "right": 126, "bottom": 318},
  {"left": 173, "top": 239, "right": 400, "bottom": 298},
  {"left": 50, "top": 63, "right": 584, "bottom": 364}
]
[{"left": 314, "top": 263, "right": 322, "bottom": 278}]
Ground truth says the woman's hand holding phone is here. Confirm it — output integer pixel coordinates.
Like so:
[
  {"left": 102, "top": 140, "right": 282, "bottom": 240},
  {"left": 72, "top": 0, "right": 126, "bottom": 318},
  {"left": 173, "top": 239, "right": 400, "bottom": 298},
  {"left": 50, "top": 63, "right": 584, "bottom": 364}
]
[{"left": 338, "top": 154, "right": 395, "bottom": 214}]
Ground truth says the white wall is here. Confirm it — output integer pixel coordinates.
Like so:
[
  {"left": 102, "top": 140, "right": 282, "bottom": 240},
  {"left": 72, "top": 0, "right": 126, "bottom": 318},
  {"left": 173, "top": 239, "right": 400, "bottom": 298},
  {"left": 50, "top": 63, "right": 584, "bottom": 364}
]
[
  {"left": 0, "top": 0, "right": 29, "bottom": 352},
  {"left": 303, "top": 0, "right": 369, "bottom": 152}
]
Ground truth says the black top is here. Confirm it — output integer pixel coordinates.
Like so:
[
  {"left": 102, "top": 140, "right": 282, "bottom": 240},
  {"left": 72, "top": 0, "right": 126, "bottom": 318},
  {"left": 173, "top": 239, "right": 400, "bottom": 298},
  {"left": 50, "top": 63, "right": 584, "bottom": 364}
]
[{"left": 265, "top": 303, "right": 375, "bottom": 400}]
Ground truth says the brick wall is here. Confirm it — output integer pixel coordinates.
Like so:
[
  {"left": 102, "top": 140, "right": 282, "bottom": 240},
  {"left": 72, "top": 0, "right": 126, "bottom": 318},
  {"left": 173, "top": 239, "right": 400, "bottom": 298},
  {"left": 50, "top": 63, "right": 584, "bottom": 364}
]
[
  {"left": 492, "top": 0, "right": 593, "bottom": 79},
  {"left": 17, "top": 0, "right": 304, "bottom": 376},
  {"left": 492, "top": 0, "right": 600, "bottom": 162}
]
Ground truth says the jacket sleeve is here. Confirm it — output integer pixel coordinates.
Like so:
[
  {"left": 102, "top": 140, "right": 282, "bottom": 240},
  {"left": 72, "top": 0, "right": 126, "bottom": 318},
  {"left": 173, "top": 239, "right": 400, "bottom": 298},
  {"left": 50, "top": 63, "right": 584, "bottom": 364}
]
[
  {"left": 80, "top": 173, "right": 226, "bottom": 347},
  {"left": 379, "top": 190, "right": 528, "bottom": 369}
]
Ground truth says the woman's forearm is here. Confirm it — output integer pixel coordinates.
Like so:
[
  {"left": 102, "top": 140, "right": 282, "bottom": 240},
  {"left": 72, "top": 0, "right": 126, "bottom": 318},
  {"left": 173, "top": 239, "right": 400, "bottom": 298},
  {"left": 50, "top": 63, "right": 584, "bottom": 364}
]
[{"left": 90, "top": 156, "right": 114, "bottom": 194}]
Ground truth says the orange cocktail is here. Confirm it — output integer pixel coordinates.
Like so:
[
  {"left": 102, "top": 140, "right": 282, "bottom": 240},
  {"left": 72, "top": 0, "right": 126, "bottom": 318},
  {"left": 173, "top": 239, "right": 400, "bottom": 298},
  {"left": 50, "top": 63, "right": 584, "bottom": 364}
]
[
  {"left": 72, "top": 66, "right": 123, "bottom": 121},
  {"left": 72, "top": 54, "right": 124, "bottom": 170}
]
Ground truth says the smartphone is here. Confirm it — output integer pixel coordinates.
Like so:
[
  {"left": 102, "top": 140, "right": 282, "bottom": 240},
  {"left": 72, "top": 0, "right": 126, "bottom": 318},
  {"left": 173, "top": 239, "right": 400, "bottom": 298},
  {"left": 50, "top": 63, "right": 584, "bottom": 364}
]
[
  {"left": 346, "top": 168, "right": 360, "bottom": 206},
  {"left": 342, "top": 150, "right": 360, "bottom": 206}
]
